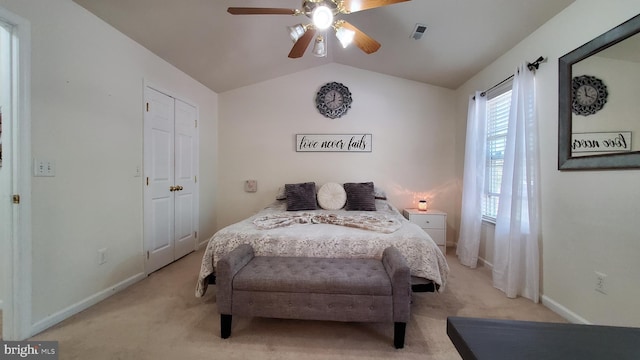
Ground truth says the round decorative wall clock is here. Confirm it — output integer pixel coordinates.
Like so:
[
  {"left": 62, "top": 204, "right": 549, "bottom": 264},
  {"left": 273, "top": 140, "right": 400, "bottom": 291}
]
[
  {"left": 315, "top": 82, "right": 352, "bottom": 119},
  {"left": 571, "top": 75, "right": 608, "bottom": 116}
]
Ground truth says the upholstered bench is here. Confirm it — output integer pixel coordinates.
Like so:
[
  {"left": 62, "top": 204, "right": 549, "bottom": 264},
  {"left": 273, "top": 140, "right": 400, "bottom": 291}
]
[{"left": 216, "top": 244, "right": 411, "bottom": 348}]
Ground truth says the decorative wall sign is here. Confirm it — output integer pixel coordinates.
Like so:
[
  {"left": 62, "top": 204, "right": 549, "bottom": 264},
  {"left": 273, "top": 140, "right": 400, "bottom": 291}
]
[
  {"left": 296, "top": 134, "right": 372, "bottom": 152},
  {"left": 571, "top": 131, "right": 631, "bottom": 153}
]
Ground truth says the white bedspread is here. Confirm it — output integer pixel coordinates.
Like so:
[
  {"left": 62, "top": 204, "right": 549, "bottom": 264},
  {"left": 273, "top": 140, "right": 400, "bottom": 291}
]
[
  {"left": 195, "top": 200, "right": 449, "bottom": 297},
  {"left": 253, "top": 211, "right": 403, "bottom": 233}
]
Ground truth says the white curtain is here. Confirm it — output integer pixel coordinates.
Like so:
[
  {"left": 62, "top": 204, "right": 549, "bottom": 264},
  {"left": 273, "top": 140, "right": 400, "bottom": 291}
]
[
  {"left": 492, "top": 63, "right": 541, "bottom": 302},
  {"left": 456, "top": 92, "right": 487, "bottom": 268}
]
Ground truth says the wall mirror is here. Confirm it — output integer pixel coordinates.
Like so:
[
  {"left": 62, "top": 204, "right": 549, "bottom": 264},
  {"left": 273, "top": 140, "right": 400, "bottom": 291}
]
[{"left": 558, "top": 13, "right": 640, "bottom": 170}]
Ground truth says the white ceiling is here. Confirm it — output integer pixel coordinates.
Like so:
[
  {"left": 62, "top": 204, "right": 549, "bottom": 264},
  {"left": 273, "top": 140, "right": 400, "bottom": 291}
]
[{"left": 72, "top": 0, "right": 575, "bottom": 93}]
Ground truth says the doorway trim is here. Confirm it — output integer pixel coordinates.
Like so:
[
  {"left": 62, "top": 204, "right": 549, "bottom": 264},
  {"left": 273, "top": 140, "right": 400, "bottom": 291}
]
[
  {"left": 0, "top": 6, "right": 32, "bottom": 340},
  {"left": 142, "top": 82, "right": 200, "bottom": 275}
]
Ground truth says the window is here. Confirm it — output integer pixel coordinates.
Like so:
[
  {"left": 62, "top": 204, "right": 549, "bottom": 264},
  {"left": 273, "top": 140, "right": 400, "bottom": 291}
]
[{"left": 482, "top": 86, "right": 512, "bottom": 221}]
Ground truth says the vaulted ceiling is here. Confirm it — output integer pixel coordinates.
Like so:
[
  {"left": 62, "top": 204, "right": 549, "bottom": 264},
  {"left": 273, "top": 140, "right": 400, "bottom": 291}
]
[{"left": 73, "top": 0, "right": 575, "bottom": 93}]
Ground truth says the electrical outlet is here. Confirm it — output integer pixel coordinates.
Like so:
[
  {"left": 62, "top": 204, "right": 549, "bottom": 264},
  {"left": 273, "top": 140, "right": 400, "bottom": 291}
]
[
  {"left": 98, "top": 248, "right": 108, "bottom": 265},
  {"left": 244, "top": 179, "right": 257, "bottom": 193},
  {"left": 595, "top": 271, "right": 607, "bottom": 294}
]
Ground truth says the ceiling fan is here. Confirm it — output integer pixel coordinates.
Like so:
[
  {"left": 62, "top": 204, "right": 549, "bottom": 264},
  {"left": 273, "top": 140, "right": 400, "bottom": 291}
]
[{"left": 228, "top": 0, "right": 411, "bottom": 58}]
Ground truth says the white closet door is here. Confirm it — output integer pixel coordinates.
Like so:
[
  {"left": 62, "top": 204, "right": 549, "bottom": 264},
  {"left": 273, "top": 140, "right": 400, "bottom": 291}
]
[
  {"left": 144, "top": 87, "right": 175, "bottom": 273},
  {"left": 144, "top": 87, "right": 199, "bottom": 273},
  {"left": 173, "top": 99, "right": 197, "bottom": 259}
]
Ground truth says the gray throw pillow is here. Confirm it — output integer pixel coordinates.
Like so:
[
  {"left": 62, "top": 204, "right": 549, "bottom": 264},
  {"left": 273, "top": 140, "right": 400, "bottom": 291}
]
[
  {"left": 285, "top": 182, "right": 317, "bottom": 211},
  {"left": 343, "top": 182, "right": 376, "bottom": 211}
]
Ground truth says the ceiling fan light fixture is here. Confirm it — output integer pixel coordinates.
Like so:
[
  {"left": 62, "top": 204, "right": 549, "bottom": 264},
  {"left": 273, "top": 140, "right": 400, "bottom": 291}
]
[
  {"left": 312, "top": 35, "right": 327, "bottom": 57},
  {"left": 287, "top": 24, "right": 306, "bottom": 42},
  {"left": 335, "top": 27, "right": 355, "bottom": 48},
  {"left": 312, "top": 6, "right": 333, "bottom": 30}
]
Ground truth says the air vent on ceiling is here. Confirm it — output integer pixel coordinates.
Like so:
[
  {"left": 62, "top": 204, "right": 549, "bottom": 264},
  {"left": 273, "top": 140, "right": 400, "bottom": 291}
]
[{"left": 411, "top": 23, "right": 427, "bottom": 40}]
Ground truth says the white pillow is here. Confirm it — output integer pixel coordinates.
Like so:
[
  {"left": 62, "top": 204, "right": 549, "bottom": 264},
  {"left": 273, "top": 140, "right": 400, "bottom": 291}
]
[{"left": 317, "top": 182, "right": 347, "bottom": 210}]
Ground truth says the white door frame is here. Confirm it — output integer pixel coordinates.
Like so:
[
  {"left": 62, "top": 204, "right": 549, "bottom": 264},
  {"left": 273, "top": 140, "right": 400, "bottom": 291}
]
[
  {"left": 142, "top": 83, "right": 199, "bottom": 275},
  {"left": 0, "top": 6, "right": 32, "bottom": 341}
]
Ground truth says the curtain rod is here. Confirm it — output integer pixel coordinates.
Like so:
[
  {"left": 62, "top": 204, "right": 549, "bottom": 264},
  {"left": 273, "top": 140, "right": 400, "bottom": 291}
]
[{"left": 474, "top": 56, "right": 546, "bottom": 99}]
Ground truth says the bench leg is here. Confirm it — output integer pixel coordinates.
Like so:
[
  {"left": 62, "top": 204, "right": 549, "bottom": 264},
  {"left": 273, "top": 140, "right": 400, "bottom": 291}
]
[
  {"left": 221, "top": 314, "right": 232, "bottom": 339},
  {"left": 394, "top": 322, "right": 406, "bottom": 349}
]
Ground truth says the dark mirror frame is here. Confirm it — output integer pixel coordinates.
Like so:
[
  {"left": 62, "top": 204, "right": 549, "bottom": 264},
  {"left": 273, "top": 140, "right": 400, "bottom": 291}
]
[{"left": 558, "top": 13, "right": 640, "bottom": 170}]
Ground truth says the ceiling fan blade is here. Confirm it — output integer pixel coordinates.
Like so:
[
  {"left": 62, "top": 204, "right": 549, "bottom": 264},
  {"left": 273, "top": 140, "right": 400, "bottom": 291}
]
[
  {"left": 288, "top": 28, "right": 317, "bottom": 58},
  {"left": 227, "top": 7, "right": 297, "bottom": 15},
  {"left": 340, "top": 21, "right": 380, "bottom": 54},
  {"left": 340, "top": 0, "right": 410, "bottom": 13}
]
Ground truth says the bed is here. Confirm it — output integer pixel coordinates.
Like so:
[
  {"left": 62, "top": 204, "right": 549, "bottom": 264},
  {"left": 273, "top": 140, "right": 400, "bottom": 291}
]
[{"left": 195, "top": 182, "right": 449, "bottom": 298}]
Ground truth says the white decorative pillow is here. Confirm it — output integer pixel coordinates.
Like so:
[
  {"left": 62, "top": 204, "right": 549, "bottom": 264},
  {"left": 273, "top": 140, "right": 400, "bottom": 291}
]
[{"left": 317, "top": 182, "right": 347, "bottom": 210}]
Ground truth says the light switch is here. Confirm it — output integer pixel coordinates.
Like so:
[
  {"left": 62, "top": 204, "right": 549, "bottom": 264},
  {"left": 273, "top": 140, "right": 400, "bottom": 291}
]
[
  {"left": 244, "top": 180, "right": 257, "bottom": 193},
  {"left": 34, "top": 158, "right": 56, "bottom": 177}
]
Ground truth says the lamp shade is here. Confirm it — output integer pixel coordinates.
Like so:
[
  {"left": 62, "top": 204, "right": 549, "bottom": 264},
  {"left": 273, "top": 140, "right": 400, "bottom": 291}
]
[
  {"left": 418, "top": 200, "right": 428, "bottom": 211},
  {"left": 312, "top": 35, "right": 327, "bottom": 57},
  {"left": 335, "top": 27, "right": 355, "bottom": 48},
  {"left": 287, "top": 24, "right": 306, "bottom": 42}
]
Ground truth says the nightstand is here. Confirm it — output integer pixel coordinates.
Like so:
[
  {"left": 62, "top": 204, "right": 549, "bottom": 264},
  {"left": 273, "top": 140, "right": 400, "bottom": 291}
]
[{"left": 403, "top": 209, "right": 447, "bottom": 254}]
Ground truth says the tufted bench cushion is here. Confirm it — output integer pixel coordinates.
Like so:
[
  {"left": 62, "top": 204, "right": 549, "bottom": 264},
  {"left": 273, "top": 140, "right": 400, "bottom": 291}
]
[
  {"left": 216, "top": 244, "right": 411, "bottom": 349},
  {"left": 233, "top": 257, "right": 391, "bottom": 295}
]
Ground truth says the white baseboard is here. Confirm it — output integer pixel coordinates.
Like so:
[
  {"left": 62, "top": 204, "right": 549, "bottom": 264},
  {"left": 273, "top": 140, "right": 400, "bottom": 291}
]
[
  {"left": 30, "top": 272, "right": 146, "bottom": 336},
  {"left": 475, "top": 259, "right": 589, "bottom": 325},
  {"left": 197, "top": 238, "right": 209, "bottom": 250},
  {"left": 477, "top": 256, "right": 494, "bottom": 270},
  {"left": 541, "top": 295, "right": 591, "bottom": 325}
]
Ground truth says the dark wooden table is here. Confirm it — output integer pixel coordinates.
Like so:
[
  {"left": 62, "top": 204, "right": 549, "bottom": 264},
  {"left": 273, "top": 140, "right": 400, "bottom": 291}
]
[{"left": 447, "top": 316, "right": 640, "bottom": 360}]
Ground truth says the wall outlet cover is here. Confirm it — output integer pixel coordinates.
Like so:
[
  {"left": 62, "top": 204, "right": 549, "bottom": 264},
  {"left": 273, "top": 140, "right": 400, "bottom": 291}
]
[{"left": 244, "top": 180, "right": 257, "bottom": 193}]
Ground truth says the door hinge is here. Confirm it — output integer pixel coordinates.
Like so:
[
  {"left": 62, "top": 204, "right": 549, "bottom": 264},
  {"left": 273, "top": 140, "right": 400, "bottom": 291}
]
[
  {"left": 146, "top": 102, "right": 149, "bottom": 112},
  {"left": 194, "top": 176, "right": 197, "bottom": 183},
  {"left": 195, "top": 119, "right": 197, "bottom": 128},
  {"left": 195, "top": 231, "right": 198, "bottom": 239},
  {"left": 146, "top": 177, "right": 149, "bottom": 186},
  {"left": 12, "top": 194, "right": 20, "bottom": 204},
  {"left": 147, "top": 251, "right": 149, "bottom": 260}
]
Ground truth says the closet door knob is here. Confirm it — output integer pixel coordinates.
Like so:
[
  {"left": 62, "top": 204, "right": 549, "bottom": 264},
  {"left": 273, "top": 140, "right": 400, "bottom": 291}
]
[{"left": 169, "top": 186, "right": 177, "bottom": 192}]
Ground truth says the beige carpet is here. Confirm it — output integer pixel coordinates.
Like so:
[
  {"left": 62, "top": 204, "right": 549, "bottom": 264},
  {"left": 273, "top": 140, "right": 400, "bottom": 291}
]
[{"left": 29, "top": 250, "right": 565, "bottom": 359}]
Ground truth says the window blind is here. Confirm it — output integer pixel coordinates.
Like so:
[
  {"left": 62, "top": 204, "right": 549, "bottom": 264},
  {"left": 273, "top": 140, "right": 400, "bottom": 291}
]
[{"left": 482, "top": 89, "right": 512, "bottom": 221}]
